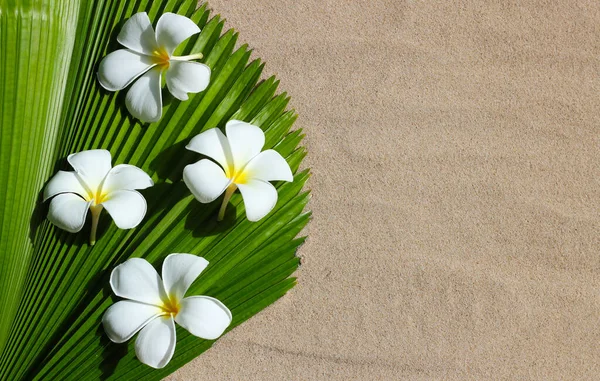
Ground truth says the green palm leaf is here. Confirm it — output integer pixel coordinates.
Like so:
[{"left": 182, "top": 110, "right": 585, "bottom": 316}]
[{"left": 0, "top": 0, "right": 309, "bottom": 379}]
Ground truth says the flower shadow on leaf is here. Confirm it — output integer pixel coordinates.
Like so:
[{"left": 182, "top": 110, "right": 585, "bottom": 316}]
[
  {"left": 97, "top": 304, "right": 128, "bottom": 380},
  {"left": 183, "top": 195, "right": 237, "bottom": 238},
  {"left": 81, "top": 271, "right": 127, "bottom": 381},
  {"left": 149, "top": 140, "right": 198, "bottom": 182},
  {"left": 29, "top": 188, "right": 47, "bottom": 245}
]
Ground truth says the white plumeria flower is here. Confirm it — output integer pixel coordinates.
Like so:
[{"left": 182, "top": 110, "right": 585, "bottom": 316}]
[
  {"left": 43, "top": 149, "right": 153, "bottom": 245},
  {"left": 183, "top": 120, "right": 294, "bottom": 222},
  {"left": 103, "top": 254, "right": 232, "bottom": 369},
  {"left": 97, "top": 12, "right": 210, "bottom": 123}
]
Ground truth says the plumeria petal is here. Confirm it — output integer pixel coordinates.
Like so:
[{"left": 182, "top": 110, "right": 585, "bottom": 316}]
[
  {"left": 43, "top": 171, "right": 89, "bottom": 202},
  {"left": 47, "top": 193, "right": 91, "bottom": 233},
  {"left": 67, "top": 149, "right": 112, "bottom": 192},
  {"left": 162, "top": 254, "right": 209, "bottom": 301},
  {"left": 155, "top": 13, "right": 200, "bottom": 55},
  {"left": 110, "top": 258, "right": 167, "bottom": 305},
  {"left": 101, "top": 190, "right": 147, "bottom": 229},
  {"left": 186, "top": 128, "right": 233, "bottom": 171},
  {"left": 175, "top": 296, "right": 232, "bottom": 340},
  {"left": 102, "top": 300, "right": 162, "bottom": 343},
  {"left": 182, "top": 160, "right": 230, "bottom": 203},
  {"left": 225, "top": 120, "right": 265, "bottom": 170},
  {"left": 126, "top": 67, "right": 163, "bottom": 123},
  {"left": 135, "top": 316, "right": 176, "bottom": 369},
  {"left": 236, "top": 179, "right": 278, "bottom": 222},
  {"left": 244, "top": 149, "right": 293, "bottom": 183},
  {"left": 97, "top": 49, "right": 155, "bottom": 91},
  {"left": 165, "top": 61, "right": 210, "bottom": 101},
  {"left": 103, "top": 164, "right": 154, "bottom": 193},
  {"left": 117, "top": 12, "right": 158, "bottom": 55}
]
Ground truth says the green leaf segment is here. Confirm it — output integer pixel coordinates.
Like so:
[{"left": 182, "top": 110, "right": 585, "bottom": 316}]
[{"left": 0, "top": 0, "right": 309, "bottom": 379}]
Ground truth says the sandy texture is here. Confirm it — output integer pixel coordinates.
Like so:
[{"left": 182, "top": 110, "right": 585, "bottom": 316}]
[{"left": 169, "top": 1, "right": 600, "bottom": 379}]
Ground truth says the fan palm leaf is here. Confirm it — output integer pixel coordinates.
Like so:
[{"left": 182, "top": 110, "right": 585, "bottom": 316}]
[{"left": 0, "top": 0, "right": 309, "bottom": 379}]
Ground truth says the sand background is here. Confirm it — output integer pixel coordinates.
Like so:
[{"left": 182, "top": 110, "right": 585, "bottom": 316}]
[{"left": 169, "top": 1, "right": 600, "bottom": 379}]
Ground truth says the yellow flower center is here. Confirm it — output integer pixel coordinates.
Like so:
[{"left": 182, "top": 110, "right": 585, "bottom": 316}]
[
  {"left": 161, "top": 295, "right": 180, "bottom": 316},
  {"left": 226, "top": 165, "right": 248, "bottom": 185},
  {"left": 85, "top": 189, "right": 109, "bottom": 206},
  {"left": 152, "top": 47, "right": 171, "bottom": 68}
]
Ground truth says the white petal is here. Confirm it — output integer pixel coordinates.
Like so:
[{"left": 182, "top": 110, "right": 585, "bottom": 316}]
[
  {"left": 110, "top": 257, "right": 166, "bottom": 305},
  {"left": 47, "top": 193, "right": 91, "bottom": 233},
  {"left": 43, "top": 171, "right": 89, "bottom": 202},
  {"left": 155, "top": 13, "right": 200, "bottom": 55},
  {"left": 126, "top": 67, "right": 163, "bottom": 123},
  {"left": 97, "top": 49, "right": 155, "bottom": 91},
  {"left": 135, "top": 316, "right": 176, "bottom": 369},
  {"left": 102, "top": 300, "right": 162, "bottom": 343},
  {"left": 237, "top": 179, "right": 278, "bottom": 222},
  {"left": 175, "top": 296, "right": 232, "bottom": 340},
  {"left": 225, "top": 120, "right": 265, "bottom": 170},
  {"left": 182, "top": 160, "right": 230, "bottom": 203},
  {"left": 186, "top": 128, "right": 233, "bottom": 171},
  {"left": 162, "top": 254, "right": 208, "bottom": 301},
  {"left": 117, "top": 12, "right": 158, "bottom": 55},
  {"left": 103, "top": 164, "right": 154, "bottom": 193},
  {"left": 67, "top": 149, "right": 112, "bottom": 191},
  {"left": 101, "top": 190, "right": 147, "bottom": 229},
  {"left": 244, "top": 150, "right": 293, "bottom": 183},
  {"left": 165, "top": 61, "right": 210, "bottom": 101}
]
